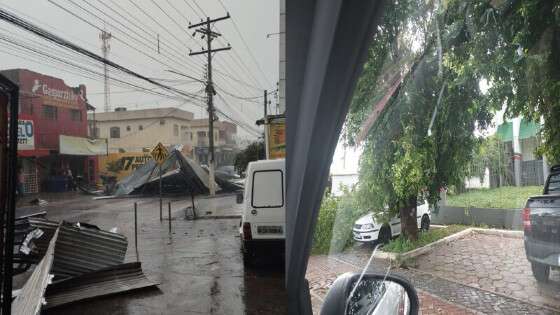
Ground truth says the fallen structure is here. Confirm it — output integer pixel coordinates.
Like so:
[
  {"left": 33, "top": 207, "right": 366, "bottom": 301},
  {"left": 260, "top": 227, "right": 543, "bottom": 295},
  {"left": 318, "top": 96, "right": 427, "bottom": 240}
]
[
  {"left": 44, "top": 262, "right": 158, "bottom": 309},
  {"left": 11, "top": 218, "right": 156, "bottom": 313},
  {"left": 114, "top": 149, "right": 242, "bottom": 197},
  {"left": 27, "top": 218, "right": 128, "bottom": 280},
  {"left": 11, "top": 227, "right": 59, "bottom": 315}
]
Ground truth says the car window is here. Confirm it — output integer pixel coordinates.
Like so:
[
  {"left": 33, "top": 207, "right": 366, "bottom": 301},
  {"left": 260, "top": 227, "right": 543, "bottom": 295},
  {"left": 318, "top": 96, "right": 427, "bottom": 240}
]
[
  {"left": 308, "top": 1, "right": 557, "bottom": 314},
  {"left": 252, "top": 170, "right": 284, "bottom": 208},
  {"left": 547, "top": 173, "right": 560, "bottom": 193}
]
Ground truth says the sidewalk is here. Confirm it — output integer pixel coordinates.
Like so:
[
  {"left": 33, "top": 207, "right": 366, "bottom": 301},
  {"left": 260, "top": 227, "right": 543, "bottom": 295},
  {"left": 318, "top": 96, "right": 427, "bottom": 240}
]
[{"left": 306, "top": 253, "right": 558, "bottom": 315}]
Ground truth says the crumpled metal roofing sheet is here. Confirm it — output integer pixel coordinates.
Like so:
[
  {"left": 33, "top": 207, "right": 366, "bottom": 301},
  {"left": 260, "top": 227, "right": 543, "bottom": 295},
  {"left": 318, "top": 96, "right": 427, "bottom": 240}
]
[
  {"left": 28, "top": 218, "right": 128, "bottom": 279},
  {"left": 12, "top": 226, "right": 59, "bottom": 315},
  {"left": 44, "top": 262, "right": 158, "bottom": 309}
]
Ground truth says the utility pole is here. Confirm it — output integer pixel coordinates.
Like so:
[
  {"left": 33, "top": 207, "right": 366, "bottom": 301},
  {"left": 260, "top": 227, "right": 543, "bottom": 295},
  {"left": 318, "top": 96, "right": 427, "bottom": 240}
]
[
  {"left": 264, "top": 90, "right": 269, "bottom": 159},
  {"left": 100, "top": 30, "right": 112, "bottom": 112},
  {"left": 188, "top": 14, "right": 231, "bottom": 196}
]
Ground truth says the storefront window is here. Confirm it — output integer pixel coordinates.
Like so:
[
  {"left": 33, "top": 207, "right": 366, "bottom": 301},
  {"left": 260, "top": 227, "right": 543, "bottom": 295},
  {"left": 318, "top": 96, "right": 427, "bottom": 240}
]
[
  {"left": 69, "top": 109, "right": 82, "bottom": 121},
  {"left": 42, "top": 105, "right": 57, "bottom": 120}
]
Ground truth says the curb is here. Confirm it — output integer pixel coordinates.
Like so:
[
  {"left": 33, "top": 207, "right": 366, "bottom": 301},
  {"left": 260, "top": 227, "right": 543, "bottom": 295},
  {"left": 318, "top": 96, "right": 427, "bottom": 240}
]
[{"left": 375, "top": 227, "right": 524, "bottom": 262}]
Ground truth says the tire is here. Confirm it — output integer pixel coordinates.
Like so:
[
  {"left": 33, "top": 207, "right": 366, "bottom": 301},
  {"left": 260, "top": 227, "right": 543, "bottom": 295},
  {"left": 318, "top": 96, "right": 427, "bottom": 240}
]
[
  {"left": 421, "top": 215, "right": 430, "bottom": 232},
  {"left": 531, "top": 262, "right": 550, "bottom": 282},
  {"left": 378, "top": 225, "right": 392, "bottom": 244},
  {"left": 241, "top": 242, "right": 255, "bottom": 267}
]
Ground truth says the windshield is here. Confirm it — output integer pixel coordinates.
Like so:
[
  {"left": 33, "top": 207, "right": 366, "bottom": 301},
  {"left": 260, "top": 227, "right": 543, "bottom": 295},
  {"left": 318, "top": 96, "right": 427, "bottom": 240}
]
[{"left": 308, "top": 0, "right": 560, "bottom": 314}]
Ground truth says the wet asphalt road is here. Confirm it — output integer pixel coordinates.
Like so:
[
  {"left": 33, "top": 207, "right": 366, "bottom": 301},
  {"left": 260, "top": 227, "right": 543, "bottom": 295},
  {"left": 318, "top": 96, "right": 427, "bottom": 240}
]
[{"left": 22, "top": 193, "right": 287, "bottom": 314}]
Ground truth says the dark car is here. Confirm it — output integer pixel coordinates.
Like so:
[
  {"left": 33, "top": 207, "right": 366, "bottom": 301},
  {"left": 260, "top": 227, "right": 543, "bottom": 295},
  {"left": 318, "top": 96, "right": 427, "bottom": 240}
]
[{"left": 523, "top": 165, "right": 560, "bottom": 282}]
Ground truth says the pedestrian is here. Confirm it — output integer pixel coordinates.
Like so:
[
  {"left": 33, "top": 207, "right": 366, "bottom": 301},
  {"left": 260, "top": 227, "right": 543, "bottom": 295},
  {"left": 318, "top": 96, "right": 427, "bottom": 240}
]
[
  {"left": 67, "top": 167, "right": 75, "bottom": 191},
  {"left": 17, "top": 167, "right": 25, "bottom": 198}
]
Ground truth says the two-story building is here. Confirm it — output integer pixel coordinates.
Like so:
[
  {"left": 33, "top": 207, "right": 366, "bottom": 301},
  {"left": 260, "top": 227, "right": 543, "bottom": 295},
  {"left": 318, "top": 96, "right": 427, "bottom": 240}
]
[
  {"left": 90, "top": 107, "right": 239, "bottom": 171},
  {"left": 1, "top": 69, "right": 101, "bottom": 193},
  {"left": 89, "top": 107, "right": 195, "bottom": 153},
  {"left": 190, "top": 118, "right": 238, "bottom": 167}
]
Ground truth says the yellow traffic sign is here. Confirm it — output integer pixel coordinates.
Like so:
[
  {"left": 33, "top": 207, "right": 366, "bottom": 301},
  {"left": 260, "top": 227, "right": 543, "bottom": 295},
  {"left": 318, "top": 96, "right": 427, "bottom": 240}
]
[{"left": 150, "top": 142, "right": 168, "bottom": 164}]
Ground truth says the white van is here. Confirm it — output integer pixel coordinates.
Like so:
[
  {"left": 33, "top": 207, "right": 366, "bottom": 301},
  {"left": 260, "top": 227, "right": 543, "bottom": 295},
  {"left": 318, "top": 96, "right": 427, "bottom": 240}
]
[
  {"left": 240, "top": 159, "right": 285, "bottom": 264},
  {"left": 352, "top": 199, "right": 431, "bottom": 244}
]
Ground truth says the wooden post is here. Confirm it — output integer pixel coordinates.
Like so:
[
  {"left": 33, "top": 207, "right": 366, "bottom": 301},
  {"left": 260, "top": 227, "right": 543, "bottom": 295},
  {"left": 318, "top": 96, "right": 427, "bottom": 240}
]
[
  {"left": 168, "top": 201, "right": 172, "bottom": 234},
  {"left": 191, "top": 191, "right": 196, "bottom": 218},
  {"left": 134, "top": 202, "right": 138, "bottom": 253},
  {"left": 159, "top": 165, "right": 163, "bottom": 221}
]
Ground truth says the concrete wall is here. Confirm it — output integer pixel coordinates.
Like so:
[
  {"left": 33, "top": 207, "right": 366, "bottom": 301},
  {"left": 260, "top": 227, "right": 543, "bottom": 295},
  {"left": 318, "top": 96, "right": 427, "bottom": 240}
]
[
  {"left": 431, "top": 206, "right": 523, "bottom": 230},
  {"left": 96, "top": 116, "right": 192, "bottom": 153}
]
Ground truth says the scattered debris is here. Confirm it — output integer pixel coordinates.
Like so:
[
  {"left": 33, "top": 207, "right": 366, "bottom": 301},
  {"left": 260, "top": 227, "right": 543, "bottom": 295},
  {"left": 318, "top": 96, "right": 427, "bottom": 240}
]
[
  {"left": 29, "top": 198, "right": 49, "bottom": 207},
  {"left": 114, "top": 149, "right": 242, "bottom": 197},
  {"left": 28, "top": 218, "right": 128, "bottom": 279},
  {"left": 12, "top": 226, "right": 59, "bottom": 315},
  {"left": 19, "top": 229, "right": 44, "bottom": 255},
  {"left": 44, "top": 262, "right": 158, "bottom": 309}
]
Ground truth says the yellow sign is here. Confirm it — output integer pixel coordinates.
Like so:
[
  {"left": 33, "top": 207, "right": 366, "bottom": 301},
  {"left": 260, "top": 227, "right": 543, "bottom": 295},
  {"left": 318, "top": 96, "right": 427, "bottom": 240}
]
[
  {"left": 267, "top": 118, "right": 285, "bottom": 159},
  {"left": 98, "top": 153, "right": 152, "bottom": 181},
  {"left": 151, "top": 142, "right": 169, "bottom": 164}
]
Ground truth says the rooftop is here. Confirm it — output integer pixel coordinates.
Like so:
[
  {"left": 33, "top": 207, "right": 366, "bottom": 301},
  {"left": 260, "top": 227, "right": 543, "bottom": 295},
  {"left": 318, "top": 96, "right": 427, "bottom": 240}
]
[{"left": 88, "top": 107, "right": 194, "bottom": 122}]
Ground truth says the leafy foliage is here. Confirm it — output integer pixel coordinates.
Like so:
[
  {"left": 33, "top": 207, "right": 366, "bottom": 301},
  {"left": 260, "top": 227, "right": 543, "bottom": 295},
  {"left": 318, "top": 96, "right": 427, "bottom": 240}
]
[
  {"left": 343, "top": 0, "right": 560, "bottom": 241},
  {"left": 468, "top": 136, "right": 510, "bottom": 184},
  {"left": 312, "top": 190, "right": 370, "bottom": 254},
  {"left": 345, "top": 0, "right": 494, "bottom": 240},
  {"left": 233, "top": 141, "right": 265, "bottom": 176}
]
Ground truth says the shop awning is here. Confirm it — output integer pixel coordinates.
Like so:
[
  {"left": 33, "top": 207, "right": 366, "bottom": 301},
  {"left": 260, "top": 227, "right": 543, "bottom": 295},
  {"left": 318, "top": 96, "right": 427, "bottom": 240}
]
[
  {"left": 519, "top": 118, "right": 540, "bottom": 140},
  {"left": 59, "top": 135, "right": 107, "bottom": 156},
  {"left": 496, "top": 121, "right": 513, "bottom": 142}
]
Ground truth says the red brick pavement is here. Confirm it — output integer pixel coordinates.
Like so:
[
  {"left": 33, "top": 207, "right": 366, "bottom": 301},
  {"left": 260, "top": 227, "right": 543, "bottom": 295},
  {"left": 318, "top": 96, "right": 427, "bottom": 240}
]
[{"left": 306, "top": 255, "right": 478, "bottom": 314}]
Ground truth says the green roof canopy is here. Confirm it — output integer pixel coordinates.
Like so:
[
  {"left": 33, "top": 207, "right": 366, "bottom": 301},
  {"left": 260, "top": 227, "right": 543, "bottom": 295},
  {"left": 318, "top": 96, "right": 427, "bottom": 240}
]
[
  {"left": 496, "top": 118, "right": 540, "bottom": 142},
  {"left": 496, "top": 121, "right": 513, "bottom": 142},
  {"left": 519, "top": 118, "right": 540, "bottom": 140}
]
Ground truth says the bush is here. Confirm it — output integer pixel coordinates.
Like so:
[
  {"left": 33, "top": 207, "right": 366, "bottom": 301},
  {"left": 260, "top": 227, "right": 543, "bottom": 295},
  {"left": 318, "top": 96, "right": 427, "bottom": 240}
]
[
  {"left": 382, "top": 225, "right": 467, "bottom": 253},
  {"left": 312, "top": 190, "right": 370, "bottom": 255}
]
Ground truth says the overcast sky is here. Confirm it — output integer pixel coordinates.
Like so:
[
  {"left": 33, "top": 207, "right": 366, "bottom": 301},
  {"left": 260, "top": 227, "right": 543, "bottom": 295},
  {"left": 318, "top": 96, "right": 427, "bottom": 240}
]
[{"left": 0, "top": 0, "right": 279, "bottom": 140}]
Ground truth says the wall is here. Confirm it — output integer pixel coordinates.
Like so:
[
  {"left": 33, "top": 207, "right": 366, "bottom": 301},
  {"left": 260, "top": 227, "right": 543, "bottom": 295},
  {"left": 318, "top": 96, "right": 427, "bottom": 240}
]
[
  {"left": 431, "top": 206, "right": 523, "bottom": 230},
  {"left": 331, "top": 174, "right": 358, "bottom": 196},
  {"left": 96, "top": 117, "right": 192, "bottom": 153}
]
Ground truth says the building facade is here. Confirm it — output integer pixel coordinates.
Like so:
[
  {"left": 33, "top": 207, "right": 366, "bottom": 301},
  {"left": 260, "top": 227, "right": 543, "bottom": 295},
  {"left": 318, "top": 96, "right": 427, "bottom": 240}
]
[
  {"left": 89, "top": 108, "right": 239, "bottom": 167},
  {"left": 89, "top": 107, "right": 195, "bottom": 153},
  {"left": 1, "top": 69, "right": 99, "bottom": 193}
]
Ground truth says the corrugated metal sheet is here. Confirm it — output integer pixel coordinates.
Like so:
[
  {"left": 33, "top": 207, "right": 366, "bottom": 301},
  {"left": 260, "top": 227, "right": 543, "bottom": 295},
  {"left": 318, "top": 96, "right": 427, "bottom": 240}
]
[
  {"left": 28, "top": 218, "right": 128, "bottom": 279},
  {"left": 12, "top": 226, "right": 59, "bottom": 315},
  {"left": 44, "top": 262, "right": 158, "bottom": 309}
]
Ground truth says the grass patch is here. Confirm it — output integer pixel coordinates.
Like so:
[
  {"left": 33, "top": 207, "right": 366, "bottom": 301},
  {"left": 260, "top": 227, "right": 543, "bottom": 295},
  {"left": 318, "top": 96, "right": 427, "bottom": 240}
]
[
  {"left": 446, "top": 186, "right": 542, "bottom": 209},
  {"left": 382, "top": 225, "right": 467, "bottom": 253}
]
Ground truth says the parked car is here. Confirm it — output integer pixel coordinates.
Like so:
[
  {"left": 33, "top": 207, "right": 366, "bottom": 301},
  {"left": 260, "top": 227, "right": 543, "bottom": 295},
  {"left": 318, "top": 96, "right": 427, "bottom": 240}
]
[
  {"left": 353, "top": 199, "right": 431, "bottom": 244},
  {"left": 239, "top": 159, "right": 285, "bottom": 265},
  {"left": 523, "top": 165, "right": 560, "bottom": 282}
]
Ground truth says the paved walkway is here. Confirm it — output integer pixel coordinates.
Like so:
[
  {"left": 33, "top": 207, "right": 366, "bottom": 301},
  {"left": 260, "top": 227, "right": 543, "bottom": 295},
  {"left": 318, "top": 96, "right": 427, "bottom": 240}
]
[
  {"left": 306, "top": 255, "right": 479, "bottom": 315},
  {"left": 307, "top": 242, "right": 559, "bottom": 314},
  {"left": 415, "top": 233, "right": 560, "bottom": 310}
]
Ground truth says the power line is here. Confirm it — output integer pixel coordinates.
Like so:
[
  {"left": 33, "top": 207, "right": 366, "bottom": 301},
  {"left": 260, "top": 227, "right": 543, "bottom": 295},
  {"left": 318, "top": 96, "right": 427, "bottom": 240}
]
[
  {"left": 0, "top": 33, "right": 206, "bottom": 104},
  {"left": 0, "top": 9, "right": 209, "bottom": 103},
  {"left": 216, "top": 0, "right": 272, "bottom": 87},
  {"left": 52, "top": 0, "right": 202, "bottom": 77}
]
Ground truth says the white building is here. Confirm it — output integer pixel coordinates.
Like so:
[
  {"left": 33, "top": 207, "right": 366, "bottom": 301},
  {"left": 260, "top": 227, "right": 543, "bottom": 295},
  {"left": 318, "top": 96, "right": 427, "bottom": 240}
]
[{"left": 330, "top": 142, "right": 362, "bottom": 196}]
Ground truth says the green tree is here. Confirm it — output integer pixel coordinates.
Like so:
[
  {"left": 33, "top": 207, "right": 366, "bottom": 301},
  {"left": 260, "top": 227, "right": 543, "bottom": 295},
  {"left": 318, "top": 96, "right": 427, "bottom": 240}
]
[
  {"left": 345, "top": 0, "right": 494, "bottom": 240},
  {"left": 234, "top": 141, "right": 265, "bottom": 176},
  {"left": 458, "top": 0, "right": 560, "bottom": 163}
]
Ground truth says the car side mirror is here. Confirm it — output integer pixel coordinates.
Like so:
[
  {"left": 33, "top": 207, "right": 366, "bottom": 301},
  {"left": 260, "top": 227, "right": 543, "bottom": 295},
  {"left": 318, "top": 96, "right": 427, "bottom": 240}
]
[
  {"left": 236, "top": 192, "right": 244, "bottom": 204},
  {"left": 320, "top": 272, "right": 419, "bottom": 315}
]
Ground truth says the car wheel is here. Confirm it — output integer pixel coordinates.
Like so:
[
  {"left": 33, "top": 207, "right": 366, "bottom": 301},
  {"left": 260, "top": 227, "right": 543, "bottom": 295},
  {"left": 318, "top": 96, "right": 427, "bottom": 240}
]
[
  {"left": 378, "top": 225, "right": 392, "bottom": 245},
  {"left": 421, "top": 215, "right": 430, "bottom": 232},
  {"left": 531, "top": 262, "right": 550, "bottom": 282}
]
